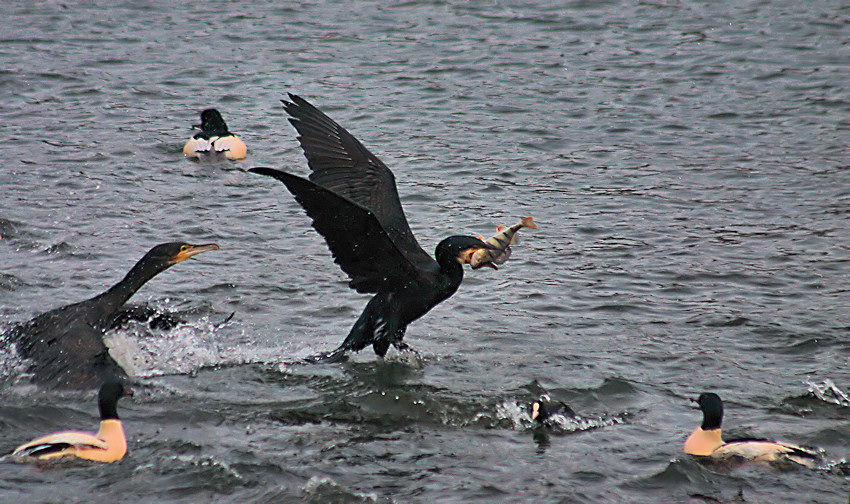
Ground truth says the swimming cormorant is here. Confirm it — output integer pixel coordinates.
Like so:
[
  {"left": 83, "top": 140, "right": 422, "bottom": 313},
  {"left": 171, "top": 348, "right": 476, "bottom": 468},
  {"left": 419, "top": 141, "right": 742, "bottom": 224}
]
[
  {"left": 3, "top": 242, "right": 219, "bottom": 389},
  {"left": 250, "top": 94, "right": 495, "bottom": 362},
  {"left": 183, "top": 108, "right": 247, "bottom": 160}
]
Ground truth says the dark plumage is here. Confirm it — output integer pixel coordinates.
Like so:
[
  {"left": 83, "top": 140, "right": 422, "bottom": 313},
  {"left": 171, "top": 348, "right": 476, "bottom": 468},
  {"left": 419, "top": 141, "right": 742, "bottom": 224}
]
[
  {"left": 194, "top": 109, "right": 231, "bottom": 137},
  {"left": 3, "top": 242, "right": 219, "bottom": 389},
  {"left": 531, "top": 399, "right": 576, "bottom": 425},
  {"left": 250, "top": 94, "right": 495, "bottom": 362},
  {"left": 696, "top": 392, "right": 724, "bottom": 430}
]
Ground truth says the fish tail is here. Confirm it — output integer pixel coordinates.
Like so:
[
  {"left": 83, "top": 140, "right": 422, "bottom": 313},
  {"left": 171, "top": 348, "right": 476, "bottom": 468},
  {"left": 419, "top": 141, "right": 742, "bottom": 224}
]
[{"left": 521, "top": 216, "right": 538, "bottom": 229}]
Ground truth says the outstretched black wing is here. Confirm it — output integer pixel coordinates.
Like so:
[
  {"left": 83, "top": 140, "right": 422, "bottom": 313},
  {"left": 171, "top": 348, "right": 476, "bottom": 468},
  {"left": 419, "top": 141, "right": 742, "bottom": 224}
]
[
  {"left": 250, "top": 168, "right": 439, "bottom": 294},
  {"left": 7, "top": 302, "right": 129, "bottom": 389},
  {"left": 282, "top": 94, "right": 430, "bottom": 265}
]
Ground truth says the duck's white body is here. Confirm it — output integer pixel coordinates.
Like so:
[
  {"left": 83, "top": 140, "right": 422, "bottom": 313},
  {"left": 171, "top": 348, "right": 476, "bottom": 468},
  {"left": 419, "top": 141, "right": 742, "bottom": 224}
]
[
  {"left": 12, "top": 418, "right": 127, "bottom": 463},
  {"left": 183, "top": 135, "right": 247, "bottom": 160},
  {"left": 684, "top": 392, "right": 819, "bottom": 467}
]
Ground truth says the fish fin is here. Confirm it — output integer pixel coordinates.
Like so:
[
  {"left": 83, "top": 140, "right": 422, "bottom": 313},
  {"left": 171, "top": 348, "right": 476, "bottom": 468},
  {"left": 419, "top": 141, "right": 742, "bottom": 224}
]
[
  {"left": 521, "top": 216, "right": 538, "bottom": 229},
  {"left": 496, "top": 226, "right": 506, "bottom": 232}
]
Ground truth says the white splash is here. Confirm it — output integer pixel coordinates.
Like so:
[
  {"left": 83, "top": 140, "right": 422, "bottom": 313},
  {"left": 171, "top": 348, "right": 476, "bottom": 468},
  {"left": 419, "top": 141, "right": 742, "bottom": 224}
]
[{"left": 806, "top": 378, "right": 850, "bottom": 407}]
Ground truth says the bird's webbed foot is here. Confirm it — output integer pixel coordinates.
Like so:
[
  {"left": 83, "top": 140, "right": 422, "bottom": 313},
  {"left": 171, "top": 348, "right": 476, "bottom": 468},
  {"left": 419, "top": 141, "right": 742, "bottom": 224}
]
[{"left": 392, "top": 341, "right": 420, "bottom": 358}]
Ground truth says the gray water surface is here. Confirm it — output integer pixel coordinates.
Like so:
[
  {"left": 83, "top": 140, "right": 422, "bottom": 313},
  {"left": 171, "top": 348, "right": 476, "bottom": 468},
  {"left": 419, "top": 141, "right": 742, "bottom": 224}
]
[{"left": 1, "top": 1, "right": 848, "bottom": 502}]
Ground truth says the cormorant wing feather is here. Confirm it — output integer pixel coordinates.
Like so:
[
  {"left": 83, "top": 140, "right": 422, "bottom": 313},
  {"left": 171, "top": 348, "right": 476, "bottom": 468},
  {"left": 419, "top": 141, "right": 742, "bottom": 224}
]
[
  {"left": 8, "top": 303, "right": 128, "bottom": 389},
  {"left": 250, "top": 168, "right": 438, "bottom": 294},
  {"left": 282, "top": 94, "right": 427, "bottom": 262}
]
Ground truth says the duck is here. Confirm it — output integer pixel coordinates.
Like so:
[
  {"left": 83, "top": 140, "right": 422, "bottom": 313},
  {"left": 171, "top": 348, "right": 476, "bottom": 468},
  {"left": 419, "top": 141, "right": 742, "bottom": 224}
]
[
  {"left": 183, "top": 108, "right": 247, "bottom": 160},
  {"left": 684, "top": 392, "right": 819, "bottom": 466},
  {"left": 11, "top": 381, "right": 133, "bottom": 463},
  {"left": 531, "top": 399, "right": 576, "bottom": 425}
]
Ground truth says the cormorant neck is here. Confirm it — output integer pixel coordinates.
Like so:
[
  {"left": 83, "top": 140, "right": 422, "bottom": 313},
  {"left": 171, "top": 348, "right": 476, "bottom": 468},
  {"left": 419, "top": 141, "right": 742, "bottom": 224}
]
[
  {"left": 99, "top": 256, "right": 170, "bottom": 313},
  {"left": 440, "top": 258, "right": 463, "bottom": 281},
  {"left": 435, "top": 247, "right": 464, "bottom": 286}
]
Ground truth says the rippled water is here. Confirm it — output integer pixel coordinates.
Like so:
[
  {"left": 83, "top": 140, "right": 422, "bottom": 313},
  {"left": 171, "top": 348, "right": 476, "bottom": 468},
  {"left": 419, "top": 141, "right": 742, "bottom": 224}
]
[{"left": 1, "top": 1, "right": 848, "bottom": 502}]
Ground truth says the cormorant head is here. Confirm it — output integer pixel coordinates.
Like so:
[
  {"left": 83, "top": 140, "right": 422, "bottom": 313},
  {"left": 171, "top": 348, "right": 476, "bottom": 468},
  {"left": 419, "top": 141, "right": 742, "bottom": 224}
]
[
  {"left": 98, "top": 381, "right": 133, "bottom": 420},
  {"left": 435, "top": 236, "right": 498, "bottom": 267},
  {"left": 195, "top": 109, "right": 229, "bottom": 135},
  {"left": 694, "top": 392, "right": 723, "bottom": 430},
  {"left": 144, "top": 242, "right": 220, "bottom": 268}
]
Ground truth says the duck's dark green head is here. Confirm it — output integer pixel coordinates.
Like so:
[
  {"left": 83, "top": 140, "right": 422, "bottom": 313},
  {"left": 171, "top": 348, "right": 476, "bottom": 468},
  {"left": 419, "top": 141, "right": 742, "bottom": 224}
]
[
  {"left": 196, "top": 109, "right": 230, "bottom": 136},
  {"left": 695, "top": 392, "right": 723, "bottom": 430},
  {"left": 98, "top": 381, "right": 133, "bottom": 420}
]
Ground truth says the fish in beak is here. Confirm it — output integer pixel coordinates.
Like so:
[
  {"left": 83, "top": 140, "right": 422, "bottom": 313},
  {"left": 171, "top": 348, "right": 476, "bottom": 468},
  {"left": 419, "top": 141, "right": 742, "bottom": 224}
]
[{"left": 470, "top": 217, "right": 537, "bottom": 270}]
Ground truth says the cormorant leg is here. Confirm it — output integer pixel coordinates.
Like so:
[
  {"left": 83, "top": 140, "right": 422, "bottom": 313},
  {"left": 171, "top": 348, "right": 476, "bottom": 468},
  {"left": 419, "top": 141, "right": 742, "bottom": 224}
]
[
  {"left": 392, "top": 340, "right": 420, "bottom": 359},
  {"left": 373, "top": 338, "right": 391, "bottom": 357}
]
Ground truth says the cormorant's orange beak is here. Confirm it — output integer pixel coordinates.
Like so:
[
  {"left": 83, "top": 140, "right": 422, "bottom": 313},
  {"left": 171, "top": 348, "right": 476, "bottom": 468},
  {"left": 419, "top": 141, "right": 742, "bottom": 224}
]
[
  {"left": 457, "top": 247, "right": 479, "bottom": 264},
  {"left": 172, "top": 243, "right": 220, "bottom": 264}
]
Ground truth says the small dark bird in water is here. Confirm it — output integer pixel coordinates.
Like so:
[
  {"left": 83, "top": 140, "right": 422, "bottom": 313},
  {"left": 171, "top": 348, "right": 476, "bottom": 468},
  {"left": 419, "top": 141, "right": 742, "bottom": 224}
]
[
  {"left": 531, "top": 399, "right": 576, "bottom": 425},
  {"left": 250, "top": 94, "right": 496, "bottom": 362},
  {"left": 3, "top": 242, "right": 219, "bottom": 389},
  {"left": 684, "top": 392, "right": 820, "bottom": 467},
  {"left": 183, "top": 108, "right": 247, "bottom": 160},
  {"left": 11, "top": 381, "right": 133, "bottom": 463}
]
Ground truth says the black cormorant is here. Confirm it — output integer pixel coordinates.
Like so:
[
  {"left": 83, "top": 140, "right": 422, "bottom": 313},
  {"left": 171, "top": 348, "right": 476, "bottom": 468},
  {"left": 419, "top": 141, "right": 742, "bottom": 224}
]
[
  {"left": 3, "top": 242, "right": 219, "bottom": 389},
  {"left": 250, "top": 94, "right": 496, "bottom": 362},
  {"left": 183, "top": 109, "right": 247, "bottom": 160}
]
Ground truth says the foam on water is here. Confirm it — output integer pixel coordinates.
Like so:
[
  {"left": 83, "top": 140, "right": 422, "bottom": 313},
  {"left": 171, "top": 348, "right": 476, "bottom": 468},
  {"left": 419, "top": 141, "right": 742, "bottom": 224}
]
[{"left": 806, "top": 379, "right": 850, "bottom": 408}]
